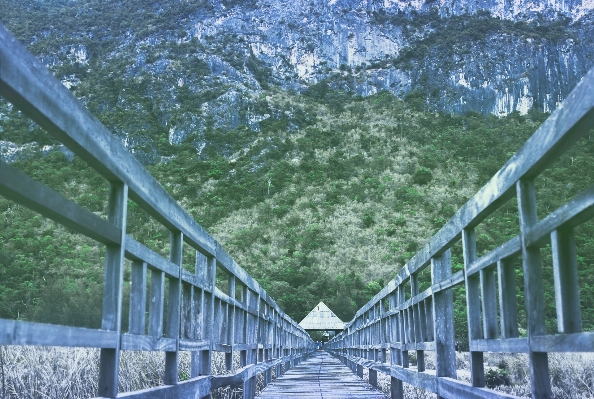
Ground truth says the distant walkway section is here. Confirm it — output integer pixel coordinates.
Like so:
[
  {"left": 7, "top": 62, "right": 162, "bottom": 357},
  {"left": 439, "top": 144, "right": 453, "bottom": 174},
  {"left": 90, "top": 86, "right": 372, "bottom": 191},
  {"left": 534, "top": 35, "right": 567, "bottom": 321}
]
[{"left": 258, "top": 351, "right": 388, "bottom": 399}]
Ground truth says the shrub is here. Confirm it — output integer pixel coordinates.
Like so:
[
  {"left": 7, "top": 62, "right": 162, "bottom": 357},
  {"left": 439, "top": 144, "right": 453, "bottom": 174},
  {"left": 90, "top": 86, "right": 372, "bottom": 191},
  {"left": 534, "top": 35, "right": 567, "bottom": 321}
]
[
  {"left": 362, "top": 211, "right": 375, "bottom": 228},
  {"left": 485, "top": 368, "right": 511, "bottom": 388},
  {"left": 412, "top": 167, "right": 433, "bottom": 185}
]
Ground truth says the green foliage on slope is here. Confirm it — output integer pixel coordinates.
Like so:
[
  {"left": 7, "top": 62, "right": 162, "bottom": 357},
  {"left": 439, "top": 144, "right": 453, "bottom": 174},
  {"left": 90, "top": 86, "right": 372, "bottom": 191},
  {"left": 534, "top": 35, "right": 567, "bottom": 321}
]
[{"left": 3, "top": 87, "right": 594, "bottom": 342}]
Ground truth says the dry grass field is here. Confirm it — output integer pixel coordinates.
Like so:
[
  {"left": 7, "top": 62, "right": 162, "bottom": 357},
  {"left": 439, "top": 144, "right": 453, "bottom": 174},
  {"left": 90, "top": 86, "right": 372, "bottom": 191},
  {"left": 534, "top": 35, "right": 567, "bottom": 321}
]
[
  {"left": 0, "top": 346, "right": 248, "bottom": 398},
  {"left": 2, "top": 346, "right": 594, "bottom": 398},
  {"left": 367, "top": 351, "right": 594, "bottom": 399}
]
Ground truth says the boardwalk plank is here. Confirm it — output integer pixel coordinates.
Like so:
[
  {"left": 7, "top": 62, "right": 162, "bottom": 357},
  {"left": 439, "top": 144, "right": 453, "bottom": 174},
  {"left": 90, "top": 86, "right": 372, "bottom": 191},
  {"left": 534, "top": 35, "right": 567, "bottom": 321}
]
[{"left": 258, "top": 351, "right": 387, "bottom": 399}]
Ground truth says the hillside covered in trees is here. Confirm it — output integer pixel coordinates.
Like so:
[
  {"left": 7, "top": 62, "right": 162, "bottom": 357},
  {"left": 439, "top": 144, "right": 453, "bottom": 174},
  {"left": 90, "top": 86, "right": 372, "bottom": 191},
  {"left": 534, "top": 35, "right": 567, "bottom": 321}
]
[{"left": 2, "top": 85, "right": 594, "bottom": 345}]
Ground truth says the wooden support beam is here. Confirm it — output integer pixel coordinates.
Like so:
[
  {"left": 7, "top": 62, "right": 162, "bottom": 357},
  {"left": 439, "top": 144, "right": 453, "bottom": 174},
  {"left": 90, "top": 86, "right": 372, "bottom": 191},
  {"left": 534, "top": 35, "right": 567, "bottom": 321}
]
[
  {"left": 463, "top": 228, "right": 485, "bottom": 388},
  {"left": 431, "top": 249, "right": 457, "bottom": 394},
  {"left": 517, "top": 179, "right": 552, "bottom": 398},
  {"left": 98, "top": 182, "right": 128, "bottom": 398},
  {"left": 481, "top": 266, "right": 499, "bottom": 340},
  {"left": 551, "top": 229, "right": 582, "bottom": 333},
  {"left": 498, "top": 259, "right": 519, "bottom": 339},
  {"left": 129, "top": 261, "right": 147, "bottom": 335},
  {"left": 164, "top": 231, "right": 183, "bottom": 385}
]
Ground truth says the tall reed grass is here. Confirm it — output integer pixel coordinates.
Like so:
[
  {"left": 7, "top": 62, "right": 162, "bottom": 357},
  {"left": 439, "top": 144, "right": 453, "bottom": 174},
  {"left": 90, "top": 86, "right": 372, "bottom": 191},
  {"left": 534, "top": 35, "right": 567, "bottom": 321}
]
[
  {"left": 3, "top": 346, "right": 593, "bottom": 398},
  {"left": 367, "top": 351, "right": 594, "bottom": 399},
  {"left": 0, "top": 346, "right": 247, "bottom": 398}
]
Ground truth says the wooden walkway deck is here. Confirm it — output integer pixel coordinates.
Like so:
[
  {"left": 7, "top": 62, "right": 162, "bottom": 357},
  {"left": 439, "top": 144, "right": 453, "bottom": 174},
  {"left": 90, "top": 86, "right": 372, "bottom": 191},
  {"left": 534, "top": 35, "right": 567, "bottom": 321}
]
[{"left": 258, "top": 351, "right": 388, "bottom": 399}]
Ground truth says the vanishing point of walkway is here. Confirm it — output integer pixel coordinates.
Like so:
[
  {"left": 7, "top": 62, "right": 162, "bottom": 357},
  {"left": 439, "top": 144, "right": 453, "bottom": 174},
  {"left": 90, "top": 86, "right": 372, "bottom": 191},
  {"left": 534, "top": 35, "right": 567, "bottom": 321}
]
[{"left": 258, "top": 351, "right": 388, "bottom": 399}]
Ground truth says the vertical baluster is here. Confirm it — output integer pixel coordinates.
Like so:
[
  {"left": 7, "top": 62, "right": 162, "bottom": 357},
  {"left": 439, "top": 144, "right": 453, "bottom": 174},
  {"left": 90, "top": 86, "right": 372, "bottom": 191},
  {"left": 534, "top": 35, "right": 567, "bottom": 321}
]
[
  {"left": 192, "top": 252, "right": 213, "bottom": 377},
  {"left": 181, "top": 281, "right": 193, "bottom": 341},
  {"left": 98, "top": 182, "right": 128, "bottom": 398},
  {"left": 391, "top": 285, "right": 404, "bottom": 399},
  {"left": 164, "top": 230, "right": 182, "bottom": 385},
  {"left": 264, "top": 304, "right": 272, "bottom": 386},
  {"left": 498, "top": 259, "right": 519, "bottom": 338},
  {"left": 463, "top": 228, "right": 485, "bottom": 387},
  {"left": 240, "top": 286, "right": 249, "bottom": 368},
  {"left": 129, "top": 261, "right": 147, "bottom": 335},
  {"left": 398, "top": 285, "right": 409, "bottom": 368},
  {"left": 190, "top": 252, "right": 202, "bottom": 377},
  {"left": 517, "top": 179, "right": 552, "bottom": 398},
  {"left": 226, "top": 276, "right": 236, "bottom": 371},
  {"left": 432, "top": 249, "right": 457, "bottom": 399},
  {"left": 481, "top": 265, "right": 499, "bottom": 340},
  {"left": 411, "top": 274, "right": 424, "bottom": 372},
  {"left": 380, "top": 300, "right": 388, "bottom": 364},
  {"left": 425, "top": 297, "right": 434, "bottom": 342},
  {"left": 551, "top": 229, "right": 582, "bottom": 333},
  {"left": 243, "top": 288, "right": 256, "bottom": 399},
  {"left": 149, "top": 269, "right": 165, "bottom": 338}
]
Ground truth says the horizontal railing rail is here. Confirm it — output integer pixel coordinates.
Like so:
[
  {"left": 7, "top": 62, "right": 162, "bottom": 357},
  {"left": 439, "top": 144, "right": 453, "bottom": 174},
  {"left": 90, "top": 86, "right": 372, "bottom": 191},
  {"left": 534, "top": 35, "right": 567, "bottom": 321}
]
[
  {"left": 0, "top": 23, "right": 313, "bottom": 398},
  {"left": 327, "top": 66, "right": 594, "bottom": 398}
]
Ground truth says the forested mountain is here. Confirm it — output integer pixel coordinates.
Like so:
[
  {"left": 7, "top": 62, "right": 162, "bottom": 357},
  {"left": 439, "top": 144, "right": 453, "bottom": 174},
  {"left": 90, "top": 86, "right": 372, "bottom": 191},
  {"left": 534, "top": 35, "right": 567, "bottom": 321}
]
[{"left": 1, "top": 0, "right": 594, "bottom": 343}]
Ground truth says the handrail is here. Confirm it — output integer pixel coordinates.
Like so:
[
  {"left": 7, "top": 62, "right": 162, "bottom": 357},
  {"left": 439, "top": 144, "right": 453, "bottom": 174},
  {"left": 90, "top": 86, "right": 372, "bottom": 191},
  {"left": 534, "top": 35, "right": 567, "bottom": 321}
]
[
  {"left": 327, "top": 66, "right": 594, "bottom": 399},
  {"left": 0, "top": 23, "right": 313, "bottom": 398}
]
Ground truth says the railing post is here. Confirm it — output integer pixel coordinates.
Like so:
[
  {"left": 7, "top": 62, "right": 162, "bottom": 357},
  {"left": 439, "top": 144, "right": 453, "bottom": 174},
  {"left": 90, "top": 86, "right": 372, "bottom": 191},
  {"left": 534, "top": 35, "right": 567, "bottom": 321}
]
[
  {"left": 398, "top": 286, "right": 409, "bottom": 368},
  {"left": 380, "top": 300, "right": 388, "bottom": 364},
  {"left": 129, "top": 261, "right": 147, "bottom": 335},
  {"left": 481, "top": 265, "right": 499, "bottom": 340},
  {"left": 411, "top": 274, "right": 424, "bottom": 372},
  {"left": 165, "top": 230, "right": 183, "bottom": 385},
  {"left": 431, "top": 249, "right": 457, "bottom": 399},
  {"left": 498, "top": 258, "right": 519, "bottom": 338},
  {"left": 192, "top": 252, "right": 215, "bottom": 378},
  {"left": 98, "top": 182, "right": 128, "bottom": 398},
  {"left": 226, "top": 276, "right": 236, "bottom": 371},
  {"left": 551, "top": 229, "right": 582, "bottom": 333},
  {"left": 462, "top": 228, "right": 485, "bottom": 387},
  {"left": 517, "top": 179, "right": 552, "bottom": 398},
  {"left": 243, "top": 288, "right": 256, "bottom": 399}
]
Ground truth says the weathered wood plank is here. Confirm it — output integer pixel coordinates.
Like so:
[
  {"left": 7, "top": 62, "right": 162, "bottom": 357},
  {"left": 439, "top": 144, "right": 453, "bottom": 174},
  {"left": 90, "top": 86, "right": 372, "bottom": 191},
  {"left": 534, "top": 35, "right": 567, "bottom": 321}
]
[
  {"left": 125, "top": 238, "right": 179, "bottom": 278},
  {"left": 466, "top": 236, "right": 521, "bottom": 278},
  {"left": 498, "top": 259, "right": 519, "bottom": 339},
  {"left": 481, "top": 267, "right": 499, "bottom": 340},
  {"left": 149, "top": 270, "right": 165, "bottom": 339},
  {"left": 98, "top": 182, "right": 128, "bottom": 398},
  {"left": 531, "top": 331, "right": 594, "bottom": 352},
  {"left": 431, "top": 250, "right": 457, "bottom": 382},
  {"left": 551, "top": 229, "right": 582, "bottom": 333},
  {"left": 437, "top": 377, "right": 523, "bottom": 399},
  {"left": 470, "top": 338, "right": 529, "bottom": 353},
  {"left": 462, "top": 228, "right": 485, "bottom": 388},
  {"left": 259, "top": 352, "right": 388, "bottom": 399},
  {"left": 121, "top": 335, "right": 177, "bottom": 352},
  {"left": 525, "top": 184, "right": 594, "bottom": 248},
  {"left": 109, "top": 375, "right": 211, "bottom": 399},
  {"left": 179, "top": 339, "right": 211, "bottom": 352},
  {"left": 0, "top": 319, "right": 117, "bottom": 347},
  {"left": 0, "top": 161, "right": 121, "bottom": 245},
  {"left": 517, "top": 179, "right": 552, "bottom": 398},
  {"left": 129, "top": 261, "right": 147, "bottom": 336},
  {"left": 164, "top": 231, "right": 183, "bottom": 385}
]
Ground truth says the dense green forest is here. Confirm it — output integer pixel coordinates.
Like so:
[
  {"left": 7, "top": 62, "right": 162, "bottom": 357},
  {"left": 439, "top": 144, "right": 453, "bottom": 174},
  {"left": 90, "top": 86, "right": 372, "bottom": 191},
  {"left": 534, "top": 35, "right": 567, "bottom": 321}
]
[{"left": 2, "top": 85, "right": 594, "bottom": 345}]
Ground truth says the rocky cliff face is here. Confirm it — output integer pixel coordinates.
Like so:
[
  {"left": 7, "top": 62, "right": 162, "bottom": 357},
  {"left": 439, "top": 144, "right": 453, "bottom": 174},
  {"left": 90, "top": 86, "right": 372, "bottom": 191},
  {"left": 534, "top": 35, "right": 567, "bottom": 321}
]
[
  {"left": 186, "top": 0, "right": 594, "bottom": 116},
  {"left": 1, "top": 0, "right": 593, "bottom": 162}
]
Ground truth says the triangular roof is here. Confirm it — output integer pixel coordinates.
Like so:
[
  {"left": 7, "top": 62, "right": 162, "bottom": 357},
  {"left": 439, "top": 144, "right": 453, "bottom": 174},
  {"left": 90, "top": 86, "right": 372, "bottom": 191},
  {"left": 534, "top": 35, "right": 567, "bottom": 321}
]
[{"left": 299, "top": 301, "right": 345, "bottom": 330}]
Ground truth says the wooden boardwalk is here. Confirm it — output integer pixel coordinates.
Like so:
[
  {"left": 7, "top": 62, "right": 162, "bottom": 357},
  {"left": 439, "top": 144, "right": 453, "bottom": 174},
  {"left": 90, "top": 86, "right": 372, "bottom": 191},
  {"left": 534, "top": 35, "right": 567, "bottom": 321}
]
[{"left": 258, "top": 351, "right": 388, "bottom": 398}]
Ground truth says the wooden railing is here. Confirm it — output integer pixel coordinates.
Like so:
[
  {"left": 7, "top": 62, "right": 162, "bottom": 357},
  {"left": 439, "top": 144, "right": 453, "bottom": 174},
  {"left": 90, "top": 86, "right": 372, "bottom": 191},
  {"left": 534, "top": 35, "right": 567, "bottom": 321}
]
[
  {"left": 0, "top": 24, "right": 313, "bottom": 398},
  {"left": 326, "top": 66, "right": 594, "bottom": 398}
]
